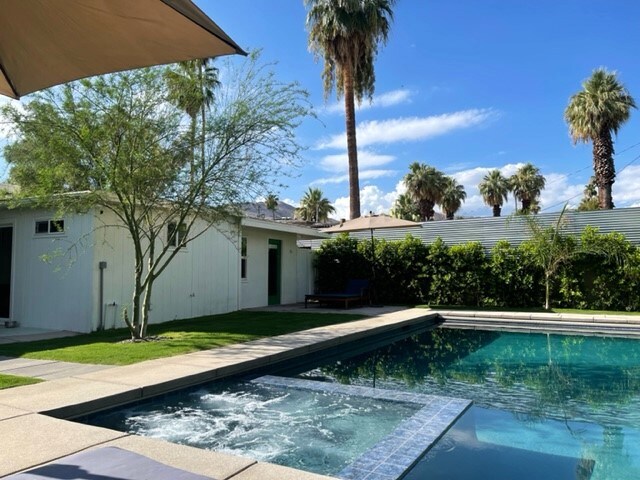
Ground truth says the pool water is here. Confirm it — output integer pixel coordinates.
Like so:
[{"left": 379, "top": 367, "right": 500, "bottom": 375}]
[
  {"left": 87, "top": 380, "right": 420, "bottom": 476},
  {"left": 298, "top": 328, "right": 640, "bottom": 480}
]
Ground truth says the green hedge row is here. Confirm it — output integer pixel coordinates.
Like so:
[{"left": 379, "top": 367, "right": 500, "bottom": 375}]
[{"left": 313, "top": 227, "right": 640, "bottom": 311}]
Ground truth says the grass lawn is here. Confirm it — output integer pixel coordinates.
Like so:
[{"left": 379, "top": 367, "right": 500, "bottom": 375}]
[
  {"left": 0, "top": 373, "right": 42, "bottom": 390},
  {"left": 0, "top": 311, "right": 365, "bottom": 365},
  {"left": 424, "top": 305, "right": 640, "bottom": 315}
]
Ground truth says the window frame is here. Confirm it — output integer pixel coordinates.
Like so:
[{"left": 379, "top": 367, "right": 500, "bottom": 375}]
[{"left": 34, "top": 219, "right": 65, "bottom": 236}]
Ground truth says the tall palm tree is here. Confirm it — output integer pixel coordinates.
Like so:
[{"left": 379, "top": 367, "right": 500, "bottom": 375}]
[
  {"left": 509, "top": 163, "right": 546, "bottom": 214},
  {"left": 479, "top": 169, "right": 510, "bottom": 217},
  {"left": 296, "top": 187, "right": 336, "bottom": 223},
  {"left": 565, "top": 68, "right": 636, "bottom": 209},
  {"left": 440, "top": 176, "right": 466, "bottom": 220},
  {"left": 391, "top": 193, "right": 420, "bottom": 221},
  {"left": 404, "top": 162, "right": 446, "bottom": 221},
  {"left": 265, "top": 193, "right": 279, "bottom": 220},
  {"left": 306, "top": 0, "right": 395, "bottom": 220},
  {"left": 165, "top": 58, "right": 220, "bottom": 182}
]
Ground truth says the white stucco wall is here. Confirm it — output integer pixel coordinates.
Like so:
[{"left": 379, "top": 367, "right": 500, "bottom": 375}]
[
  {"left": 0, "top": 208, "right": 94, "bottom": 332},
  {"left": 92, "top": 210, "right": 241, "bottom": 330}
]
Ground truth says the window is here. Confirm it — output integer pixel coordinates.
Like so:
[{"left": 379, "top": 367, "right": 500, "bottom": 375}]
[
  {"left": 241, "top": 237, "right": 247, "bottom": 280},
  {"left": 168, "top": 222, "right": 187, "bottom": 248},
  {"left": 35, "top": 219, "right": 65, "bottom": 235}
]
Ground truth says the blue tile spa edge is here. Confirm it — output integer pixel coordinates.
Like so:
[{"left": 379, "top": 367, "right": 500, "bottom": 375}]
[{"left": 252, "top": 375, "right": 472, "bottom": 480}]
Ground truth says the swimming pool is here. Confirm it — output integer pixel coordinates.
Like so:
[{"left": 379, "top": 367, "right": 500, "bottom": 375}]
[
  {"left": 296, "top": 328, "right": 640, "bottom": 479},
  {"left": 85, "top": 327, "right": 640, "bottom": 479}
]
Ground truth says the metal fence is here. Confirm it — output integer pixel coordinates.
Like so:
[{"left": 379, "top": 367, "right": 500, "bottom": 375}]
[{"left": 304, "top": 207, "right": 640, "bottom": 251}]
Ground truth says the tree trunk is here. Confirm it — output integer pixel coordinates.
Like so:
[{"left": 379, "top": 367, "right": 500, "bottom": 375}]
[
  {"left": 343, "top": 62, "right": 360, "bottom": 219},
  {"left": 446, "top": 210, "right": 454, "bottom": 220},
  {"left": 492, "top": 204, "right": 501, "bottom": 217},
  {"left": 545, "top": 273, "right": 550, "bottom": 310},
  {"left": 521, "top": 197, "right": 531, "bottom": 214},
  {"left": 593, "top": 133, "right": 615, "bottom": 209}
]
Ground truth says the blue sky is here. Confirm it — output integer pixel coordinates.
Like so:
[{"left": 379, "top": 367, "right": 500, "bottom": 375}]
[
  {"left": 3, "top": 1, "right": 640, "bottom": 220},
  {"left": 206, "top": 0, "right": 640, "bottom": 219}
]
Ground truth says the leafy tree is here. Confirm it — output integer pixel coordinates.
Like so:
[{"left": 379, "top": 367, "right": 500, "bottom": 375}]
[
  {"left": 565, "top": 68, "right": 636, "bottom": 209},
  {"left": 479, "top": 169, "right": 509, "bottom": 217},
  {"left": 390, "top": 193, "right": 420, "bottom": 221},
  {"left": 306, "top": 0, "right": 395, "bottom": 220},
  {"left": 296, "top": 187, "right": 336, "bottom": 223},
  {"left": 265, "top": 193, "right": 279, "bottom": 220},
  {"left": 577, "top": 177, "right": 599, "bottom": 211},
  {"left": 165, "top": 58, "right": 220, "bottom": 182},
  {"left": 404, "top": 162, "right": 446, "bottom": 221},
  {"left": 439, "top": 176, "right": 466, "bottom": 220},
  {"left": 2, "top": 53, "right": 311, "bottom": 339},
  {"left": 509, "top": 163, "right": 546, "bottom": 214}
]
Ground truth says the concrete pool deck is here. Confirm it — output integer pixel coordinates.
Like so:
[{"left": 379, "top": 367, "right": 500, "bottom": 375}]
[{"left": 2, "top": 306, "right": 639, "bottom": 479}]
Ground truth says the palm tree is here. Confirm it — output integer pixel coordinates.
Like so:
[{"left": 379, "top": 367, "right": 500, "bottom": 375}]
[
  {"left": 306, "top": 0, "right": 395, "bottom": 220},
  {"left": 391, "top": 193, "right": 420, "bottom": 221},
  {"left": 265, "top": 194, "right": 279, "bottom": 220},
  {"left": 479, "top": 169, "right": 510, "bottom": 217},
  {"left": 578, "top": 177, "right": 600, "bottom": 211},
  {"left": 440, "top": 176, "right": 466, "bottom": 220},
  {"left": 509, "top": 163, "right": 546, "bottom": 214},
  {"left": 296, "top": 187, "right": 336, "bottom": 223},
  {"left": 165, "top": 58, "right": 220, "bottom": 182},
  {"left": 404, "top": 162, "right": 446, "bottom": 221},
  {"left": 565, "top": 68, "right": 636, "bottom": 209}
]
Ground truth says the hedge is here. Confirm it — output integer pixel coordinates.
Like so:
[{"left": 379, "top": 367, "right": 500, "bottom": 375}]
[{"left": 313, "top": 229, "right": 640, "bottom": 311}]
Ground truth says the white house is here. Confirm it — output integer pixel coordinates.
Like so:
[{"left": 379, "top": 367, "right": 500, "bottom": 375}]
[{"left": 0, "top": 206, "right": 327, "bottom": 333}]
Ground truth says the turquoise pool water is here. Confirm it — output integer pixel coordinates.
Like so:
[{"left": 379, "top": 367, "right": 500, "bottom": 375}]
[{"left": 300, "top": 328, "right": 640, "bottom": 479}]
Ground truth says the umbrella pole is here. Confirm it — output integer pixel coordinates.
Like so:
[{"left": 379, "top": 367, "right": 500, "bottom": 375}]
[{"left": 369, "top": 228, "right": 378, "bottom": 306}]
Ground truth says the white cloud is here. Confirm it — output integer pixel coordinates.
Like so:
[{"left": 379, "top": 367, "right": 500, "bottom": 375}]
[
  {"left": 317, "top": 109, "right": 496, "bottom": 150},
  {"left": 312, "top": 169, "right": 397, "bottom": 185},
  {"left": 323, "top": 88, "right": 412, "bottom": 114},
  {"left": 332, "top": 180, "right": 406, "bottom": 220},
  {"left": 613, "top": 165, "right": 640, "bottom": 207},
  {"left": 319, "top": 151, "right": 396, "bottom": 172}
]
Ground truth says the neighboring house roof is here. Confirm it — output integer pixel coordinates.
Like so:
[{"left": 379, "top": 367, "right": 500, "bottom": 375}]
[{"left": 241, "top": 216, "right": 329, "bottom": 239}]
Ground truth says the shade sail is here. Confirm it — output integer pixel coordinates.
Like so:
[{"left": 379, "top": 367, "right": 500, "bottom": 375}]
[
  {"left": 0, "top": 0, "right": 246, "bottom": 99},
  {"left": 322, "top": 214, "right": 421, "bottom": 233}
]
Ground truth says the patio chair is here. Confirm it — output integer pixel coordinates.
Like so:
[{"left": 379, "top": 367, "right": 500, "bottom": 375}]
[{"left": 305, "top": 279, "right": 370, "bottom": 309}]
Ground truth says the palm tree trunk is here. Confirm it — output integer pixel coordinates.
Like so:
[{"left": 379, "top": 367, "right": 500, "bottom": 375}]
[
  {"left": 492, "top": 205, "right": 501, "bottom": 217},
  {"left": 343, "top": 62, "right": 361, "bottom": 220},
  {"left": 593, "top": 133, "right": 615, "bottom": 209}
]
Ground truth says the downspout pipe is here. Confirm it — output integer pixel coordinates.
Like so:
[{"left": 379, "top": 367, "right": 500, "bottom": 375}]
[{"left": 98, "top": 261, "right": 107, "bottom": 330}]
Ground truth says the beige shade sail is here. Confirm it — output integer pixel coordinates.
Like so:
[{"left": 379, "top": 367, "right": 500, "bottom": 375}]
[
  {"left": 322, "top": 214, "right": 421, "bottom": 233},
  {"left": 0, "top": 0, "right": 246, "bottom": 99}
]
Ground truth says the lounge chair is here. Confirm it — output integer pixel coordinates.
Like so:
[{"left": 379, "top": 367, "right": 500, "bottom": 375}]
[{"left": 305, "top": 279, "right": 370, "bottom": 309}]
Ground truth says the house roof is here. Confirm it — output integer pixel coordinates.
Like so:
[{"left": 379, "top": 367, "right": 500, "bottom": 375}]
[{"left": 241, "top": 217, "right": 329, "bottom": 239}]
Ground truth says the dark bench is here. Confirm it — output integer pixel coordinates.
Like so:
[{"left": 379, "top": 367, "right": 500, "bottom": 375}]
[{"left": 305, "top": 279, "right": 370, "bottom": 309}]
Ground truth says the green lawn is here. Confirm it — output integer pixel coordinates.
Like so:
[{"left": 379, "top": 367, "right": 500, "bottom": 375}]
[
  {"left": 424, "top": 305, "right": 640, "bottom": 316},
  {"left": 0, "top": 373, "right": 42, "bottom": 390},
  {"left": 0, "top": 311, "right": 365, "bottom": 365}
]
